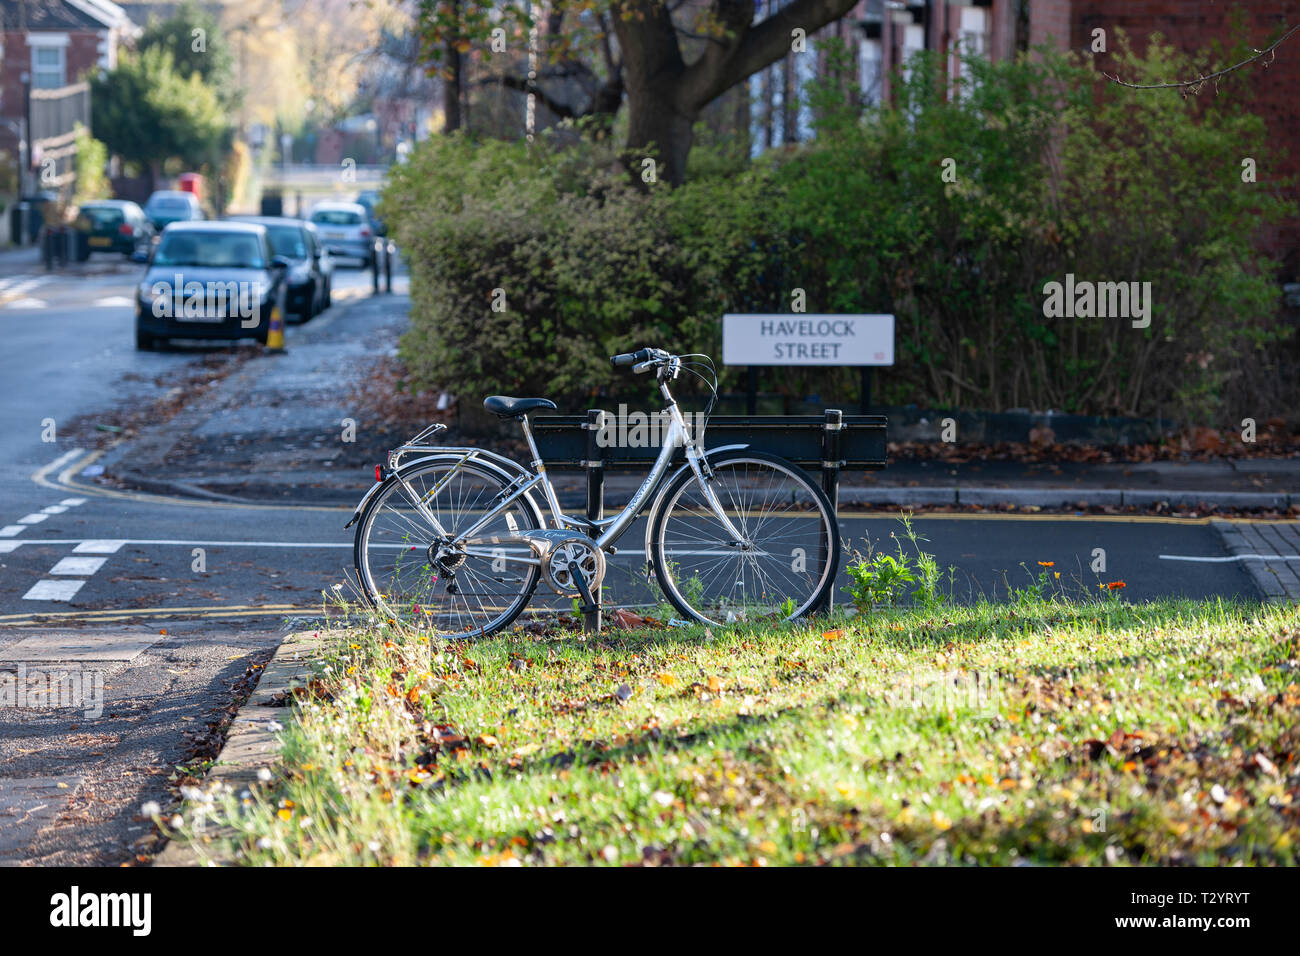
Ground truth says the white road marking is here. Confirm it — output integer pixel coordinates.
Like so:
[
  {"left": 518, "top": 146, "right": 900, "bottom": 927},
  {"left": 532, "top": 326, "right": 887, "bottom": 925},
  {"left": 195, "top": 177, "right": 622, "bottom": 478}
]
[
  {"left": 48, "top": 556, "right": 108, "bottom": 575},
  {"left": 59, "top": 497, "right": 87, "bottom": 506},
  {"left": 16, "top": 514, "right": 47, "bottom": 524},
  {"left": 0, "top": 542, "right": 19, "bottom": 554},
  {"left": 21, "top": 579, "right": 86, "bottom": 601},
  {"left": 39, "top": 505, "right": 68, "bottom": 514},
  {"left": 0, "top": 526, "right": 24, "bottom": 537},
  {"left": 0, "top": 538, "right": 353, "bottom": 549},
  {"left": 1159, "top": 553, "right": 1300, "bottom": 562},
  {"left": 0, "top": 275, "right": 53, "bottom": 296},
  {"left": 6, "top": 297, "right": 48, "bottom": 309},
  {"left": 93, "top": 296, "right": 134, "bottom": 307},
  {"left": 73, "top": 539, "right": 125, "bottom": 554}
]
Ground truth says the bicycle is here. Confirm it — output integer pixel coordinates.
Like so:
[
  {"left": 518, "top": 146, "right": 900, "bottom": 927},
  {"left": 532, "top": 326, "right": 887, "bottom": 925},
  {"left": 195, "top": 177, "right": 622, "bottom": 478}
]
[{"left": 348, "top": 347, "right": 840, "bottom": 637}]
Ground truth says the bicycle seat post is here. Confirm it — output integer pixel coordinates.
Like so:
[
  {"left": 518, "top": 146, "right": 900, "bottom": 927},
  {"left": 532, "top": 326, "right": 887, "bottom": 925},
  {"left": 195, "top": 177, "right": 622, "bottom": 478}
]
[
  {"left": 517, "top": 414, "right": 566, "bottom": 529},
  {"left": 517, "top": 413, "right": 543, "bottom": 467}
]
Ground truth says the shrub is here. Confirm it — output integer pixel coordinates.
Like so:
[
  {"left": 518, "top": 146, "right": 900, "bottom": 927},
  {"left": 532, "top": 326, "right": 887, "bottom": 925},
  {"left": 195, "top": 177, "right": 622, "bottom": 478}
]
[
  {"left": 72, "top": 124, "right": 110, "bottom": 205},
  {"left": 386, "top": 40, "right": 1292, "bottom": 424},
  {"left": 777, "top": 39, "right": 1292, "bottom": 421}
]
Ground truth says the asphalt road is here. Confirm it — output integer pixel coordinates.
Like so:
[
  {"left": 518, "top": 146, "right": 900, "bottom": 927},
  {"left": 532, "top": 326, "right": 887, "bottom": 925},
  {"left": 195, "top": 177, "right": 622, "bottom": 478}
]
[
  {"left": 0, "top": 261, "right": 1266, "bottom": 620},
  {"left": 0, "top": 261, "right": 1266, "bottom": 864},
  {"left": 0, "top": 262, "right": 381, "bottom": 864}
]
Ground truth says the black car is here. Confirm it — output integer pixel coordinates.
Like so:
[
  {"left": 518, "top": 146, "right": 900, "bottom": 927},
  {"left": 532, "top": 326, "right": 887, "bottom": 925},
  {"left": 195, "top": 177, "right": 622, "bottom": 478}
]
[
  {"left": 226, "top": 215, "right": 333, "bottom": 321},
  {"left": 135, "top": 221, "right": 291, "bottom": 350},
  {"left": 73, "top": 200, "right": 154, "bottom": 261}
]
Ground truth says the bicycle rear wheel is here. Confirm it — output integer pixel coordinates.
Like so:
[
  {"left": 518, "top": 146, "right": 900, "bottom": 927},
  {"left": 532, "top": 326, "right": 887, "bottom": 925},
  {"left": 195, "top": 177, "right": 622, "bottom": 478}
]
[
  {"left": 650, "top": 450, "right": 839, "bottom": 624},
  {"left": 353, "top": 459, "right": 541, "bottom": 638}
]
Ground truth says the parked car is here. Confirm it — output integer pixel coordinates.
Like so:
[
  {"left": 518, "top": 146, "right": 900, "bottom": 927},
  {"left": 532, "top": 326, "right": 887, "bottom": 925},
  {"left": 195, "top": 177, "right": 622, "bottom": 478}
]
[
  {"left": 134, "top": 221, "right": 290, "bottom": 351},
  {"left": 143, "top": 190, "right": 205, "bottom": 231},
  {"left": 73, "top": 200, "right": 154, "bottom": 261},
  {"left": 354, "top": 189, "right": 386, "bottom": 236},
  {"left": 309, "top": 201, "right": 377, "bottom": 267},
  {"left": 226, "top": 215, "right": 333, "bottom": 321}
]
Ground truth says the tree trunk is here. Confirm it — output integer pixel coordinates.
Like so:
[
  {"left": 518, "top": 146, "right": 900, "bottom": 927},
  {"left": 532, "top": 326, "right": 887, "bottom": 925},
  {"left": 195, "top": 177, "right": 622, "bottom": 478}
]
[
  {"left": 442, "top": 0, "right": 462, "bottom": 134},
  {"left": 614, "top": 0, "right": 693, "bottom": 185},
  {"left": 615, "top": 0, "right": 861, "bottom": 184},
  {"left": 624, "top": 84, "right": 696, "bottom": 186},
  {"left": 782, "top": 51, "right": 797, "bottom": 143}
]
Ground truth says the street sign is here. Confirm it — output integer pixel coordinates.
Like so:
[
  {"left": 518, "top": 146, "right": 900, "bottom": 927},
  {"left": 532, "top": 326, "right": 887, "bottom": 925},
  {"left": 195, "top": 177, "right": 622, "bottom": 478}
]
[{"left": 722, "top": 314, "right": 895, "bottom": 366}]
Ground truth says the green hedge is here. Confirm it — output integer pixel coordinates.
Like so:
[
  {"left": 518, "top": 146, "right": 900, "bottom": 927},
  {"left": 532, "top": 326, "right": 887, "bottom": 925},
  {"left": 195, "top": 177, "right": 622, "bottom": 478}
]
[{"left": 385, "top": 40, "right": 1292, "bottom": 423}]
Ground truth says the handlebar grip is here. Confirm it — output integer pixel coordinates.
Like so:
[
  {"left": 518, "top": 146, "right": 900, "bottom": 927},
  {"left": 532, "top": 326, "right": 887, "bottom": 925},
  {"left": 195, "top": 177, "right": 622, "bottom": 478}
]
[{"left": 610, "top": 348, "right": 653, "bottom": 368}]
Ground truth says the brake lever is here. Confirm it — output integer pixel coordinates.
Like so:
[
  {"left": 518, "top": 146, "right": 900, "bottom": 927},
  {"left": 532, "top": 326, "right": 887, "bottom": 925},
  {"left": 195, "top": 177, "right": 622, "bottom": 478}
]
[{"left": 632, "top": 361, "right": 656, "bottom": 374}]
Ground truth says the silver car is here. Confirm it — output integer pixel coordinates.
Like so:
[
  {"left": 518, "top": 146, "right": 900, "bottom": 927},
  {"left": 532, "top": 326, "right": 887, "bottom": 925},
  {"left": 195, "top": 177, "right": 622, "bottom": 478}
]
[{"left": 309, "top": 201, "right": 377, "bottom": 267}]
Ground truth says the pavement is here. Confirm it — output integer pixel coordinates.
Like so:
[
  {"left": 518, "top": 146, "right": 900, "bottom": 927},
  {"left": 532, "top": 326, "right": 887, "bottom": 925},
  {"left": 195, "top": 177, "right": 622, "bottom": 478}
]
[
  {"left": 1210, "top": 520, "right": 1300, "bottom": 603},
  {"left": 0, "top": 260, "right": 388, "bottom": 865}
]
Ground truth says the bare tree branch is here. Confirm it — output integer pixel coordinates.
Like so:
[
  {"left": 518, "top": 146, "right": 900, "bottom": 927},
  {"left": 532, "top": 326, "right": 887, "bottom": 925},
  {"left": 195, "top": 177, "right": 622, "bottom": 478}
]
[
  {"left": 1103, "top": 23, "right": 1298, "bottom": 90},
  {"left": 677, "top": 0, "right": 858, "bottom": 110},
  {"left": 484, "top": 73, "right": 581, "bottom": 118},
  {"left": 479, "top": 65, "right": 624, "bottom": 122}
]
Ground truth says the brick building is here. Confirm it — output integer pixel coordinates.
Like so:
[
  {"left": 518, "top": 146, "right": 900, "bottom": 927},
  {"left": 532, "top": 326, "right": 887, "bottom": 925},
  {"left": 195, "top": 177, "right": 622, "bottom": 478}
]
[
  {"left": 0, "top": 0, "right": 136, "bottom": 195},
  {"left": 1071, "top": 0, "right": 1300, "bottom": 277},
  {"left": 839, "top": 0, "right": 1298, "bottom": 276}
]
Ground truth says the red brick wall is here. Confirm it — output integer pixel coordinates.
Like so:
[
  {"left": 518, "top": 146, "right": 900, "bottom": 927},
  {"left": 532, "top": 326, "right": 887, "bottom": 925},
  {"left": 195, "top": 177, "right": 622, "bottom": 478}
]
[
  {"left": 1071, "top": 0, "right": 1300, "bottom": 278},
  {"left": 65, "top": 33, "right": 104, "bottom": 84},
  {"left": 1030, "top": 0, "right": 1074, "bottom": 46}
]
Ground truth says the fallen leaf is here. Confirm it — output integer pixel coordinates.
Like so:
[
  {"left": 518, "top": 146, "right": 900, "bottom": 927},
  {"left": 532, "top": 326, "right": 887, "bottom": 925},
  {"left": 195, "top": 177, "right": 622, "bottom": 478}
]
[{"left": 611, "top": 608, "right": 653, "bottom": 630}]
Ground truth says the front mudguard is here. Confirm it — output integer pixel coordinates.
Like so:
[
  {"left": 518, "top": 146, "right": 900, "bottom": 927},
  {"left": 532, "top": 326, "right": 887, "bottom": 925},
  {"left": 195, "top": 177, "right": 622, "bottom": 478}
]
[{"left": 640, "top": 444, "right": 751, "bottom": 580}]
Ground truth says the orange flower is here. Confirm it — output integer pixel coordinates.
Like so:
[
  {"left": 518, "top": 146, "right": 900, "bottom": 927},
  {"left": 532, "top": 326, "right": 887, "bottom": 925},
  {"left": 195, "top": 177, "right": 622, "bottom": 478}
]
[
  {"left": 1107, "top": 581, "right": 1127, "bottom": 590},
  {"left": 1037, "top": 561, "right": 1055, "bottom": 567}
]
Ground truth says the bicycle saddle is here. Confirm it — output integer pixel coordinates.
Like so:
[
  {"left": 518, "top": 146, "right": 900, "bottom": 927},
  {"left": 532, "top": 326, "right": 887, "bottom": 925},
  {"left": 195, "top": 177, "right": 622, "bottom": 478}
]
[{"left": 483, "top": 395, "right": 558, "bottom": 418}]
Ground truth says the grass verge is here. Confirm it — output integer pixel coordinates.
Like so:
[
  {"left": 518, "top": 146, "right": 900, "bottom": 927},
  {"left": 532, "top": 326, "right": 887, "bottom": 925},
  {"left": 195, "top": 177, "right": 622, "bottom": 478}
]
[{"left": 172, "top": 598, "right": 1300, "bottom": 865}]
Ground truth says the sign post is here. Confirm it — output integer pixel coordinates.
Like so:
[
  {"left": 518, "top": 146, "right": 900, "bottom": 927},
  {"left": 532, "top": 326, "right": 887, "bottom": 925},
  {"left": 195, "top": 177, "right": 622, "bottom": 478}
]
[{"left": 723, "top": 314, "right": 895, "bottom": 412}]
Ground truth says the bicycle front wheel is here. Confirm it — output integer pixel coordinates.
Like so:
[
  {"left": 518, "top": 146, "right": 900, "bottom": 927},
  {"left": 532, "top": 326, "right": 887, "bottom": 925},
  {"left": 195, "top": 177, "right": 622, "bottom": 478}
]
[
  {"left": 650, "top": 450, "right": 840, "bottom": 624},
  {"left": 353, "top": 459, "right": 541, "bottom": 638}
]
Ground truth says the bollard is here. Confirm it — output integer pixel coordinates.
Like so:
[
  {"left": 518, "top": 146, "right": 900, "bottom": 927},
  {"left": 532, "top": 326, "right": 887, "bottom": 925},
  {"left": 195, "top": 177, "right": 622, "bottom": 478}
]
[
  {"left": 264, "top": 301, "right": 287, "bottom": 354},
  {"left": 819, "top": 408, "right": 843, "bottom": 612},
  {"left": 384, "top": 240, "right": 394, "bottom": 293},
  {"left": 582, "top": 408, "right": 605, "bottom": 634}
]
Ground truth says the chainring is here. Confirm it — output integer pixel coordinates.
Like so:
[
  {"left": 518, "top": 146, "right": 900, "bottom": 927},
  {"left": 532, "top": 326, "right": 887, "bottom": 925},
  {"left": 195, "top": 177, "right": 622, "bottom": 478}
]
[{"left": 544, "top": 539, "right": 605, "bottom": 596}]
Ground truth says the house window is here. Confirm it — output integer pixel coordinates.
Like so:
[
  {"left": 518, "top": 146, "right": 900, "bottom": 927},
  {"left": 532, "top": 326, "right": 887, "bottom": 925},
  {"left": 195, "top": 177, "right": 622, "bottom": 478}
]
[
  {"left": 960, "top": 5, "right": 990, "bottom": 59},
  {"left": 859, "top": 38, "right": 883, "bottom": 107},
  {"left": 33, "top": 46, "right": 66, "bottom": 89}
]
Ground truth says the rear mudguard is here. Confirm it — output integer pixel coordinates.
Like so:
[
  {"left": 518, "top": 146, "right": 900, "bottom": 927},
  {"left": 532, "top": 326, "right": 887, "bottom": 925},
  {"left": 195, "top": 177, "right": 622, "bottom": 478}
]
[{"left": 345, "top": 450, "right": 544, "bottom": 531}]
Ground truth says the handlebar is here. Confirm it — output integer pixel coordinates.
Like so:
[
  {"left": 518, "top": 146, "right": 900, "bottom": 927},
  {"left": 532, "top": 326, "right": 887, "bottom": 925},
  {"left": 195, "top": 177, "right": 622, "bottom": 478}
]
[
  {"left": 610, "top": 348, "right": 658, "bottom": 367},
  {"left": 611, "top": 347, "right": 675, "bottom": 375}
]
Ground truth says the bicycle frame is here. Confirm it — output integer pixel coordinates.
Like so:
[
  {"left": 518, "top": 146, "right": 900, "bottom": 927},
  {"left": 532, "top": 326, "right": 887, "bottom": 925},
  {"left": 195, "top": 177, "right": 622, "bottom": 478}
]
[{"left": 371, "top": 373, "right": 748, "bottom": 567}]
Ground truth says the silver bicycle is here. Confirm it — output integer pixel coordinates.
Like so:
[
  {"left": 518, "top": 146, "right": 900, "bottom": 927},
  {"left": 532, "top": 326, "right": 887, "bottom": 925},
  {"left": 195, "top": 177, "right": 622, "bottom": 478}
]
[{"left": 348, "top": 347, "right": 840, "bottom": 637}]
